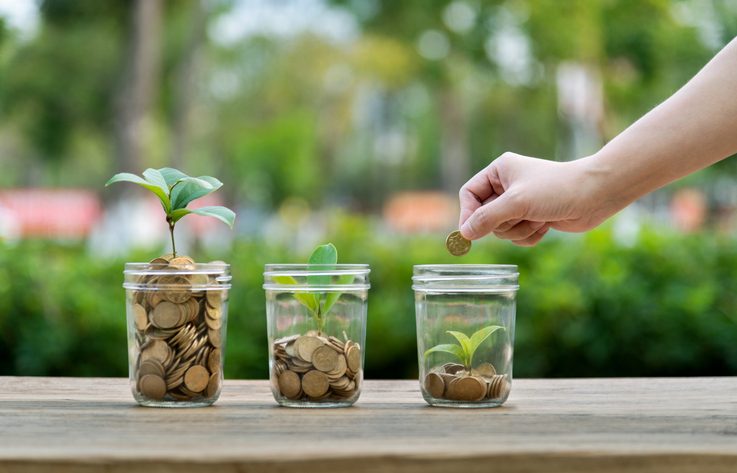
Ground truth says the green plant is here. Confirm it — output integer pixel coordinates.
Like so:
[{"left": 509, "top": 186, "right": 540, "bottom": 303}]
[
  {"left": 105, "top": 168, "right": 236, "bottom": 257},
  {"left": 274, "top": 243, "right": 353, "bottom": 334},
  {"left": 424, "top": 325, "right": 505, "bottom": 371}
]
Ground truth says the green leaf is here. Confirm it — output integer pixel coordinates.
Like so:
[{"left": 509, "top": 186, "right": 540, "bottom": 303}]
[
  {"left": 308, "top": 243, "right": 338, "bottom": 265},
  {"left": 273, "top": 275, "right": 319, "bottom": 314},
  {"left": 170, "top": 176, "right": 223, "bottom": 210},
  {"left": 158, "top": 167, "right": 189, "bottom": 188},
  {"left": 468, "top": 325, "right": 505, "bottom": 362},
  {"left": 321, "top": 274, "right": 354, "bottom": 316},
  {"left": 142, "top": 168, "right": 170, "bottom": 196},
  {"left": 424, "top": 344, "right": 465, "bottom": 362},
  {"left": 446, "top": 330, "right": 472, "bottom": 359},
  {"left": 308, "top": 243, "right": 338, "bottom": 287},
  {"left": 105, "top": 172, "right": 171, "bottom": 212},
  {"left": 170, "top": 206, "right": 236, "bottom": 228}
]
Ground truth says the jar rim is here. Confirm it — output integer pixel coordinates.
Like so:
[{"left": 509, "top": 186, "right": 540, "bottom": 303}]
[
  {"left": 412, "top": 264, "right": 518, "bottom": 293},
  {"left": 263, "top": 264, "right": 370, "bottom": 291},
  {"left": 413, "top": 264, "right": 518, "bottom": 271},
  {"left": 123, "top": 262, "right": 231, "bottom": 290}
]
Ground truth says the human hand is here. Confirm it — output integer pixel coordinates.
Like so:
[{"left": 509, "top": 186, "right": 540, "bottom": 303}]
[{"left": 458, "top": 152, "right": 612, "bottom": 246}]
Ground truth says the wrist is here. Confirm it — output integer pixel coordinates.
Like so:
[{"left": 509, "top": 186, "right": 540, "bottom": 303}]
[{"left": 572, "top": 152, "right": 634, "bottom": 223}]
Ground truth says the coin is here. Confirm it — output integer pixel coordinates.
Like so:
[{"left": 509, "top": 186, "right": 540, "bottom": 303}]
[
  {"left": 205, "top": 373, "right": 220, "bottom": 398},
  {"left": 208, "top": 349, "right": 221, "bottom": 374},
  {"left": 302, "top": 370, "right": 329, "bottom": 398},
  {"left": 473, "top": 362, "right": 497, "bottom": 378},
  {"left": 139, "top": 359, "right": 165, "bottom": 378},
  {"left": 312, "top": 345, "right": 339, "bottom": 372},
  {"left": 278, "top": 370, "right": 302, "bottom": 399},
  {"left": 151, "top": 301, "right": 182, "bottom": 329},
  {"left": 345, "top": 345, "right": 361, "bottom": 373},
  {"left": 133, "top": 303, "right": 148, "bottom": 331},
  {"left": 141, "top": 340, "right": 171, "bottom": 365},
  {"left": 445, "top": 230, "right": 471, "bottom": 256},
  {"left": 295, "top": 336, "right": 323, "bottom": 362},
  {"left": 424, "top": 372, "right": 445, "bottom": 398},
  {"left": 184, "top": 365, "right": 210, "bottom": 393},
  {"left": 447, "top": 376, "right": 486, "bottom": 401},
  {"left": 139, "top": 374, "right": 167, "bottom": 400}
]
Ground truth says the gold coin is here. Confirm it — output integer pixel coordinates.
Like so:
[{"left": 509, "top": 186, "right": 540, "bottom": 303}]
[
  {"left": 301, "top": 370, "right": 329, "bottom": 398},
  {"left": 206, "top": 290, "right": 223, "bottom": 307},
  {"left": 424, "top": 372, "right": 445, "bottom": 398},
  {"left": 141, "top": 340, "right": 171, "bottom": 365},
  {"left": 473, "top": 362, "right": 497, "bottom": 378},
  {"left": 139, "top": 374, "right": 167, "bottom": 400},
  {"left": 149, "top": 257, "right": 170, "bottom": 266},
  {"left": 448, "top": 376, "right": 486, "bottom": 401},
  {"left": 278, "top": 370, "right": 302, "bottom": 399},
  {"left": 133, "top": 303, "right": 148, "bottom": 331},
  {"left": 442, "top": 362, "right": 465, "bottom": 375},
  {"left": 312, "top": 345, "right": 339, "bottom": 372},
  {"left": 345, "top": 345, "right": 361, "bottom": 373},
  {"left": 208, "top": 328, "right": 222, "bottom": 348},
  {"left": 326, "top": 355, "right": 347, "bottom": 379},
  {"left": 445, "top": 230, "right": 471, "bottom": 256},
  {"left": 138, "top": 359, "right": 165, "bottom": 378},
  {"left": 208, "top": 349, "right": 221, "bottom": 373},
  {"left": 205, "top": 373, "right": 221, "bottom": 399},
  {"left": 170, "top": 256, "right": 196, "bottom": 270},
  {"left": 295, "top": 336, "right": 323, "bottom": 362},
  {"left": 183, "top": 365, "right": 210, "bottom": 393},
  {"left": 151, "top": 301, "right": 182, "bottom": 329}
]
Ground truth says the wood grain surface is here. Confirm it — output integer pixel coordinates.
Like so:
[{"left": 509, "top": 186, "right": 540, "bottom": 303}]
[{"left": 1, "top": 377, "right": 736, "bottom": 473}]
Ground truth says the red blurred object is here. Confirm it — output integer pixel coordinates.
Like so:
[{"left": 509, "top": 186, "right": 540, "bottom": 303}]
[
  {"left": 383, "top": 191, "right": 457, "bottom": 233},
  {"left": 0, "top": 189, "right": 102, "bottom": 238}
]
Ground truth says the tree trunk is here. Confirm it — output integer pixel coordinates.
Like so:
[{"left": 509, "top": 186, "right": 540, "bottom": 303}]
[{"left": 113, "top": 0, "right": 163, "bottom": 176}]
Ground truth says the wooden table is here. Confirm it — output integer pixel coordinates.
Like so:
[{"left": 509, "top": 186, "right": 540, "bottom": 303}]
[{"left": 1, "top": 377, "right": 736, "bottom": 472}]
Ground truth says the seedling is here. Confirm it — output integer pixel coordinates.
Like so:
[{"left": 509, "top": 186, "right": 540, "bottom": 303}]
[
  {"left": 106, "top": 167, "right": 235, "bottom": 258},
  {"left": 275, "top": 243, "right": 353, "bottom": 334},
  {"left": 424, "top": 325, "right": 505, "bottom": 371}
]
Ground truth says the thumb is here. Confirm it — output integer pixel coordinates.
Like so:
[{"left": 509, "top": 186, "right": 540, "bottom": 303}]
[{"left": 460, "top": 192, "right": 522, "bottom": 240}]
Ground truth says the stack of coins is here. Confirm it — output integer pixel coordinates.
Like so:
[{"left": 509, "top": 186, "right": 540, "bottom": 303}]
[
  {"left": 423, "top": 362, "right": 510, "bottom": 402},
  {"left": 131, "top": 255, "right": 227, "bottom": 402},
  {"left": 271, "top": 333, "right": 362, "bottom": 402}
]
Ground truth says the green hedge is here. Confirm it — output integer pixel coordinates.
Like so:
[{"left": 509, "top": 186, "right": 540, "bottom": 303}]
[{"left": 2, "top": 221, "right": 737, "bottom": 379}]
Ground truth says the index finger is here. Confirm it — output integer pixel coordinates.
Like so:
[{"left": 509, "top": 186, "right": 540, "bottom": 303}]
[{"left": 459, "top": 164, "right": 503, "bottom": 227}]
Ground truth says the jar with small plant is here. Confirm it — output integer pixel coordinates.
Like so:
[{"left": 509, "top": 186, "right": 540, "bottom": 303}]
[
  {"left": 263, "top": 244, "right": 370, "bottom": 407},
  {"left": 413, "top": 265, "right": 518, "bottom": 407},
  {"left": 106, "top": 167, "right": 235, "bottom": 407}
]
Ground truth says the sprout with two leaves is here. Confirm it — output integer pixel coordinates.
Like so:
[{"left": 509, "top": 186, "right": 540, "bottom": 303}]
[
  {"left": 274, "top": 243, "right": 353, "bottom": 334},
  {"left": 424, "top": 325, "right": 505, "bottom": 372},
  {"left": 105, "top": 168, "right": 235, "bottom": 258}
]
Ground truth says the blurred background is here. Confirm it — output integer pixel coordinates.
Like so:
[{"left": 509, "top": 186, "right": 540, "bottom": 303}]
[{"left": 1, "top": 0, "right": 737, "bottom": 379}]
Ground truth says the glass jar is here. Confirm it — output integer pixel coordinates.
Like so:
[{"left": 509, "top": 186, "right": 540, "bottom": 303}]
[
  {"left": 263, "top": 264, "right": 370, "bottom": 408},
  {"left": 413, "top": 265, "right": 518, "bottom": 408},
  {"left": 123, "top": 262, "right": 231, "bottom": 407}
]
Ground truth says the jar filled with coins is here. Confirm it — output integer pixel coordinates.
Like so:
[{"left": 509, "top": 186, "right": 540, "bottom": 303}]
[
  {"left": 123, "top": 257, "right": 231, "bottom": 407},
  {"left": 413, "top": 265, "right": 518, "bottom": 408},
  {"left": 263, "top": 264, "right": 370, "bottom": 407}
]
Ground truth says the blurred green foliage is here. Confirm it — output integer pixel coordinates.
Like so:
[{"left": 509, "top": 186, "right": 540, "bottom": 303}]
[{"left": 3, "top": 220, "right": 736, "bottom": 378}]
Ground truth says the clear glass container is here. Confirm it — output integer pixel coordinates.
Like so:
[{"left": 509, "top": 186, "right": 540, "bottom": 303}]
[
  {"left": 263, "top": 264, "right": 370, "bottom": 408},
  {"left": 123, "top": 262, "right": 231, "bottom": 407},
  {"left": 413, "top": 265, "right": 518, "bottom": 408}
]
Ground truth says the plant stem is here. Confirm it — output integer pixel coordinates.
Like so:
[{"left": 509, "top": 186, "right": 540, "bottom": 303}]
[{"left": 168, "top": 221, "right": 177, "bottom": 258}]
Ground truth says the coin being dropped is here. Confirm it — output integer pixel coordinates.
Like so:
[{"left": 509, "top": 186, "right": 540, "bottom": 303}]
[{"left": 445, "top": 230, "right": 471, "bottom": 256}]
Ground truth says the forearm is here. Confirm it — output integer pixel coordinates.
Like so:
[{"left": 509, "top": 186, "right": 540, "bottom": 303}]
[{"left": 584, "top": 37, "right": 737, "bottom": 214}]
